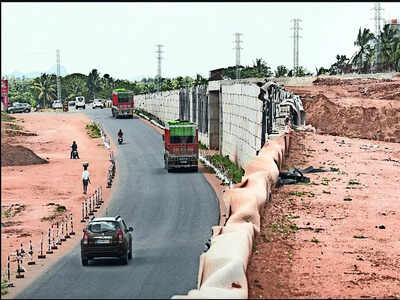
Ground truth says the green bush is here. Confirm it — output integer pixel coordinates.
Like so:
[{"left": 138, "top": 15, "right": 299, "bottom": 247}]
[
  {"left": 206, "top": 154, "right": 244, "bottom": 184},
  {"left": 86, "top": 122, "right": 101, "bottom": 138}
]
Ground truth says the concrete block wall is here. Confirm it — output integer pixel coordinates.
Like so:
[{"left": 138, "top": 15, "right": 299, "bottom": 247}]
[
  {"left": 220, "top": 83, "right": 262, "bottom": 168},
  {"left": 135, "top": 90, "right": 180, "bottom": 122},
  {"left": 135, "top": 81, "right": 304, "bottom": 170}
]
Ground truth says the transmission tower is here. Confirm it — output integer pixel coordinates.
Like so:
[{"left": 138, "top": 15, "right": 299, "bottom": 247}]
[
  {"left": 233, "top": 33, "right": 243, "bottom": 80},
  {"left": 156, "top": 44, "right": 163, "bottom": 92},
  {"left": 371, "top": 2, "right": 384, "bottom": 69},
  {"left": 290, "top": 18, "right": 302, "bottom": 74},
  {"left": 56, "top": 49, "right": 61, "bottom": 101},
  {"left": 372, "top": 2, "right": 384, "bottom": 37}
]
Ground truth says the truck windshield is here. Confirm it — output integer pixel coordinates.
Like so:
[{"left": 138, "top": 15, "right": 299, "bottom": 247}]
[
  {"left": 170, "top": 136, "right": 195, "bottom": 144},
  {"left": 118, "top": 94, "right": 131, "bottom": 103}
]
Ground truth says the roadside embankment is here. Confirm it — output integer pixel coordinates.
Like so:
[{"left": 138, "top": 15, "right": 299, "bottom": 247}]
[
  {"left": 1, "top": 112, "right": 113, "bottom": 298},
  {"left": 172, "top": 127, "right": 292, "bottom": 298}
]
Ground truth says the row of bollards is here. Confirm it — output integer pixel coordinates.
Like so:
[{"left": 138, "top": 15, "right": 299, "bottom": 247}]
[
  {"left": 107, "top": 152, "right": 116, "bottom": 188},
  {"left": 81, "top": 186, "right": 103, "bottom": 223},
  {"left": 5, "top": 211, "right": 78, "bottom": 285}
]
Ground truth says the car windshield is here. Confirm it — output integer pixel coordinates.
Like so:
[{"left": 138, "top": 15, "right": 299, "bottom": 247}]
[{"left": 88, "top": 221, "right": 120, "bottom": 233}]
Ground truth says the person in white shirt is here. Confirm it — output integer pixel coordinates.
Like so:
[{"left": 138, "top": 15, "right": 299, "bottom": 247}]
[{"left": 82, "top": 165, "right": 91, "bottom": 194}]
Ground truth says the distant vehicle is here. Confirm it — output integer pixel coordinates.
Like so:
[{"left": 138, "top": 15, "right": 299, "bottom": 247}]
[
  {"left": 68, "top": 101, "right": 76, "bottom": 107},
  {"left": 52, "top": 100, "right": 63, "bottom": 109},
  {"left": 80, "top": 216, "right": 133, "bottom": 266},
  {"left": 75, "top": 96, "right": 86, "bottom": 109},
  {"left": 92, "top": 99, "right": 104, "bottom": 109},
  {"left": 163, "top": 120, "right": 199, "bottom": 172},
  {"left": 111, "top": 89, "right": 134, "bottom": 119},
  {"left": 7, "top": 102, "right": 31, "bottom": 114}
]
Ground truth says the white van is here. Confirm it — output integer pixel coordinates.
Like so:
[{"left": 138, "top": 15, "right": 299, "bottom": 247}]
[{"left": 75, "top": 96, "right": 85, "bottom": 109}]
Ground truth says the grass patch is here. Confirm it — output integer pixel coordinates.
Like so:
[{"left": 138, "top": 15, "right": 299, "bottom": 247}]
[
  {"left": 1, "top": 279, "right": 8, "bottom": 296},
  {"left": 289, "top": 191, "right": 315, "bottom": 197},
  {"left": 206, "top": 154, "right": 244, "bottom": 184},
  {"left": 86, "top": 122, "right": 101, "bottom": 138},
  {"left": 348, "top": 179, "right": 360, "bottom": 185},
  {"left": 56, "top": 205, "right": 66, "bottom": 213},
  {"left": 269, "top": 215, "right": 298, "bottom": 236},
  {"left": 353, "top": 235, "right": 368, "bottom": 239},
  {"left": 330, "top": 167, "right": 340, "bottom": 172},
  {"left": 199, "top": 142, "right": 208, "bottom": 150},
  {"left": 288, "top": 191, "right": 306, "bottom": 197},
  {"left": 311, "top": 237, "right": 319, "bottom": 243},
  {"left": 1, "top": 208, "right": 11, "bottom": 218},
  {"left": 322, "top": 190, "right": 331, "bottom": 194},
  {"left": 9, "top": 123, "right": 23, "bottom": 131},
  {"left": 41, "top": 205, "right": 67, "bottom": 222},
  {"left": 1, "top": 112, "right": 16, "bottom": 122}
]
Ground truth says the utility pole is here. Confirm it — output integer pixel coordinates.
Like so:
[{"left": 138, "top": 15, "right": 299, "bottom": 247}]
[
  {"left": 371, "top": 2, "right": 384, "bottom": 71},
  {"left": 233, "top": 33, "right": 243, "bottom": 80},
  {"left": 56, "top": 49, "right": 61, "bottom": 101},
  {"left": 156, "top": 44, "right": 163, "bottom": 92},
  {"left": 290, "top": 18, "right": 302, "bottom": 75}
]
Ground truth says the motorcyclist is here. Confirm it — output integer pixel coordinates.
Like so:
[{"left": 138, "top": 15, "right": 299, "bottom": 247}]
[
  {"left": 118, "top": 129, "right": 123, "bottom": 139},
  {"left": 70, "top": 141, "right": 80, "bottom": 159}
]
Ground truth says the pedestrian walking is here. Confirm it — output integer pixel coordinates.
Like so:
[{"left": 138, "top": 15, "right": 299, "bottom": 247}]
[{"left": 82, "top": 163, "right": 91, "bottom": 195}]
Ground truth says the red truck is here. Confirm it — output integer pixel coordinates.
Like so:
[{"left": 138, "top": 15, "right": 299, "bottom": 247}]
[
  {"left": 163, "top": 120, "right": 199, "bottom": 172},
  {"left": 111, "top": 88, "right": 134, "bottom": 119}
]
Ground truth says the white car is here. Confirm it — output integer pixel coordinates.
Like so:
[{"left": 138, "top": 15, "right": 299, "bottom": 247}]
[
  {"left": 75, "top": 96, "right": 85, "bottom": 109},
  {"left": 52, "top": 100, "right": 63, "bottom": 109},
  {"left": 92, "top": 99, "right": 104, "bottom": 109}
]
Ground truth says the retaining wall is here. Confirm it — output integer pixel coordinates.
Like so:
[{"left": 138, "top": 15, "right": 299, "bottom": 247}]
[{"left": 135, "top": 80, "right": 303, "bottom": 169}]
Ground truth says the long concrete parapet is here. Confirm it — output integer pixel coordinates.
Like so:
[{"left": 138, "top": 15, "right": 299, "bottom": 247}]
[{"left": 172, "top": 126, "right": 292, "bottom": 299}]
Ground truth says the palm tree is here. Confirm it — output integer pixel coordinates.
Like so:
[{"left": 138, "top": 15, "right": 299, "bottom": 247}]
[
  {"left": 66, "top": 77, "right": 88, "bottom": 100},
  {"left": 32, "top": 73, "right": 56, "bottom": 108},
  {"left": 352, "top": 27, "right": 375, "bottom": 73},
  {"left": 378, "top": 24, "right": 399, "bottom": 71},
  {"left": 275, "top": 65, "right": 288, "bottom": 77},
  {"left": 87, "top": 69, "right": 101, "bottom": 99}
]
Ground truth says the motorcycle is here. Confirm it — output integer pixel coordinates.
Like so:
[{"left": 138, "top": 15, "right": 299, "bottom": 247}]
[
  {"left": 118, "top": 136, "right": 123, "bottom": 145},
  {"left": 71, "top": 149, "right": 79, "bottom": 159}
]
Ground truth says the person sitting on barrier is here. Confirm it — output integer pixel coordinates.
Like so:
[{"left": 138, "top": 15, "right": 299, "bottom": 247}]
[
  {"left": 70, "top": 141, "right": 80, "bottom": 159},
  {"left": 82, "top": 165, "right": 91, "bottom": 194}
]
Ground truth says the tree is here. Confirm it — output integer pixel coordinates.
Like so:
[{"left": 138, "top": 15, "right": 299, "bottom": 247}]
[
  {"left": 87, "top": 69, "right": 101, "bottom": 99},
  {"left": 32, "top": 73, "right": 56, "bottom": 108},
  {"left": 315, "top": 66, "right": 329, "bottom": 76},
  {"left": 378, "top": 24, "right": 400, "bottom": 71},
  {"left": 274, "top": 65, "right": 288, "bottom": 77},
  {"left": 329, "top": 54, "right": 350, "bottom": 75},
  {"left": 352, "top": 27, "right": 375, "bottom": 73}
]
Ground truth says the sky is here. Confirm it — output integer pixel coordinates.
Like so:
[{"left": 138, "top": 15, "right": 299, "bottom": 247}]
[{"left": 2, "top": 2, "right": 400, "bottom": 80}]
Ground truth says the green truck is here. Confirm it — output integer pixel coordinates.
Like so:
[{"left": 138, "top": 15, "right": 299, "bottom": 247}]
[{"left": 162, "top": 120, "right": 199, "bottom": 172}]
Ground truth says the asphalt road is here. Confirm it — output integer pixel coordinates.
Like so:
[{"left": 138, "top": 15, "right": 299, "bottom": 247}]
[{"left": 15, "top": 107, "right": 219, "bottom": 299}]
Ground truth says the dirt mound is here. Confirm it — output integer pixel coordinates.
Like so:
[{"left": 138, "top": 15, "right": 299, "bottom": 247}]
[
  {"left": 1, "top": 144, "right": 48, "bottom": 167},
  {"left": 312, "top": 77, "right": 393, "bottom": 86},
  {"left": 303, "top": 97, "right": 400, "bottom": 142}
]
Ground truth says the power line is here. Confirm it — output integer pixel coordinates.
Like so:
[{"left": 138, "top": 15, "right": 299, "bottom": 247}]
[
  {"left": 156, "top": 44, "right": 163, "bottom": 91},
  {"left": 290, "top": 18, "right": 302, "bottom": 74},
  {"left": 56, "top": 49, "right": 61, "bottom": 101},
  {"left": 233, "top": 33, "right": 243, "bottom": 80}
]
